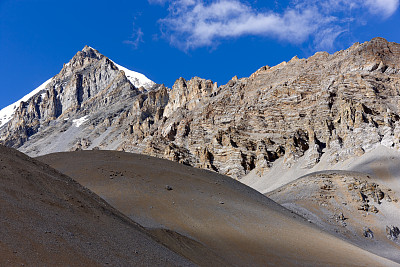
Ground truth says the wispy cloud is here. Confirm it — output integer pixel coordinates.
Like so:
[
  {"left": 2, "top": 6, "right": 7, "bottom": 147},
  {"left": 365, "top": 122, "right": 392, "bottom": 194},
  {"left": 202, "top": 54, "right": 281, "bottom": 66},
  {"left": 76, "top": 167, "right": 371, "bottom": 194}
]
[
  {"left": 149, "top": 0, "right": 399, "bottom": 51},
  {"left": 124, "top": 23, "right": 144, "bottom": 49},
  {"left": 148, "top": 0, "right": 168, "bottom": 5},
  {"left": 295, "top": 0, "right": 399, "bottom": 17}
]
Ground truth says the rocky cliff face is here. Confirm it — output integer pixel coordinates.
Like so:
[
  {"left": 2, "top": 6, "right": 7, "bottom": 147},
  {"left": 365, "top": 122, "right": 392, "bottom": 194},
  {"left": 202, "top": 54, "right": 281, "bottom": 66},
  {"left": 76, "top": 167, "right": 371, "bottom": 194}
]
[
  {"left": 0, "top": 46, "right": 156, "bottom": 151},
  {"left": 2, "top": 38, "right": 400, "bottom": 180}
]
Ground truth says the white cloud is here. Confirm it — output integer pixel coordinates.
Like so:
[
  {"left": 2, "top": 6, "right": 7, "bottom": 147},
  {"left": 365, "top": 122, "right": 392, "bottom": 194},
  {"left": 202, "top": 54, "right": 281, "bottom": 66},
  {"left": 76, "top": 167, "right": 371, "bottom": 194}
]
[
  {"left": 365, "top": 0, "right": 399, "bottom": 17},
  {"left": 159, "top": 0, "right": 326, "bottom": 50},
  {"left": 150, "top": 0, "right": 399, "bottom": 51}
]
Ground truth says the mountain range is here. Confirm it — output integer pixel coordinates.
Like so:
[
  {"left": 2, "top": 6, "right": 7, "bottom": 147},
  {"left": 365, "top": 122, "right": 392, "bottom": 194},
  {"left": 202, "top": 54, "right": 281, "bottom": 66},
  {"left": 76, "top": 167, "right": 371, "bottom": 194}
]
[
  {"left": 1, "top": 37, "right": 400, "bottom": 265},
  {"left": 2, "top": 38, "right": 400, "bottom": 181}
]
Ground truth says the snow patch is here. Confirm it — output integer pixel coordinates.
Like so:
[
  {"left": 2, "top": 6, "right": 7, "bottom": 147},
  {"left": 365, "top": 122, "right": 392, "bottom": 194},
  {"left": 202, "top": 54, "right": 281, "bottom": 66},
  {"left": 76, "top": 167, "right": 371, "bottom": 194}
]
[
  {"left": 112, "top": 61, "right": 155, "bottom": 90},
  {"left": 0, "top": 78, "right": 53, "bottom": 127},
  {"left": 381, "top": 131, "right": 394, "bottom": 148},
  {"left": 73, "top": 116, "right": 89, "bottom": 127}
]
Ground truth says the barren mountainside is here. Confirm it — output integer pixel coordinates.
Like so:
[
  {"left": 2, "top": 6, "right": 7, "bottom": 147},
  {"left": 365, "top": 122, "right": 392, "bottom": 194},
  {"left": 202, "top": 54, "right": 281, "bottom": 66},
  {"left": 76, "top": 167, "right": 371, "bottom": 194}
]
[
  {"left": 0, "top": 145, "right": 193, "bottom": 266},
  {"left": 2, "top": 37, "right": 400, "bottom": 180}
]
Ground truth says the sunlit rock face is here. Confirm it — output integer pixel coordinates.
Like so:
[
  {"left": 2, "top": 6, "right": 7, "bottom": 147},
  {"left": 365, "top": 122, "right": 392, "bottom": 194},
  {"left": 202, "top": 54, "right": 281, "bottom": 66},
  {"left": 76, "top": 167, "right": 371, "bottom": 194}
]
[{"left": 2, "top": 38, "right": 400, "bottom": 179}]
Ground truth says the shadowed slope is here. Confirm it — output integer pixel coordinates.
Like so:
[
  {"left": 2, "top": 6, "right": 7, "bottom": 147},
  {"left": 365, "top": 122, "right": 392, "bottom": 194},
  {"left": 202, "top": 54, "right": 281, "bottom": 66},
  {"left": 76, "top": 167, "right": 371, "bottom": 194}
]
[
  {"left": 0, "top": 145, "right": 193, "bottom": 266},
  {"left": 39, "top": 150, "right": 398, "bottom": 266},
  {"left": 267, "top": 170, "right": 400, "bottom": 263}
]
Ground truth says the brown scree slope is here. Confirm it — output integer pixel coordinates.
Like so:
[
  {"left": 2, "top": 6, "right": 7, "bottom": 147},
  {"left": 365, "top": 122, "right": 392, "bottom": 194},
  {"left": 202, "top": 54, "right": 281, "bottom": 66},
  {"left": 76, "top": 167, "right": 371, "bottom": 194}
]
[
  {"left": 39, "top": 150, "right": 399, "bottom": 266},
  {"left": 0, "top": 145, "right": 194, "bottom": 266}
]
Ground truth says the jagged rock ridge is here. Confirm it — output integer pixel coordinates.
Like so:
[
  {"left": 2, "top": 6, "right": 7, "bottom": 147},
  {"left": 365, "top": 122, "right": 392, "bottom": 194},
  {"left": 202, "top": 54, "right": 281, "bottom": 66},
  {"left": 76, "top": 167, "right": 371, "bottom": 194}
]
[{"left": 2, "top": 38, "right": 400, "bottom": 179}]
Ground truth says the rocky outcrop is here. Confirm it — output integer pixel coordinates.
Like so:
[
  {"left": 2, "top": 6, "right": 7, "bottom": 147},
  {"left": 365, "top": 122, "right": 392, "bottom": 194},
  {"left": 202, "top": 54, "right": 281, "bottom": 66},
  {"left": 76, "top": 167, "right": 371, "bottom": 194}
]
[
  {"left": 163, "top": 77, "right": 217, "bottom": 117},
  {"left": 386, "top": 226, "right": 400, "bottom": 241},
  {"left": 2, "top": 38, "right": 400, "bottom": 179},
  {"left": 266, "top": 170, "right": 400, "bottom": 263}
]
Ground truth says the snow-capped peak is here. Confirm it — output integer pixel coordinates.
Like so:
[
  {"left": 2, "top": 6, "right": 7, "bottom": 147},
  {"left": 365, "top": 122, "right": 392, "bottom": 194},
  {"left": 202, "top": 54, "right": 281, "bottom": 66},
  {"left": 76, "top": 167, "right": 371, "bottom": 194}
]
[
  {"left": 0, "top": 50, "right": 155, "bottom": 128},
  {"left": 112, "top": 61, "right": 155, "bottom": 90},
  {"left": 0, "top": 78, "right": 52, "bottom": 127},
  {"left": 82, "top": 46, "right": 155, "bottom": 89}
]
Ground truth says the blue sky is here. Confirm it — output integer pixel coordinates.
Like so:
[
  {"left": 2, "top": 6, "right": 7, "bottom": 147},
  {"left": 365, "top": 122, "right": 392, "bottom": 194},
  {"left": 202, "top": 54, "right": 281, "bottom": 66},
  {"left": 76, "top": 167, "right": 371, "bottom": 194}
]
[{"left": 1, "top": 0, "right": 399, "bottom": 109}]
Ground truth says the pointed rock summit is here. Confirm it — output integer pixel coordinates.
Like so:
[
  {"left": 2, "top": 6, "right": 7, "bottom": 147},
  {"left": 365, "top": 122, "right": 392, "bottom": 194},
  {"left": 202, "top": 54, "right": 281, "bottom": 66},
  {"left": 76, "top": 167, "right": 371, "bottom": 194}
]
[
  {"left": 0, "top": 46, "right": 154, "bottom": 147},
  {"left": 0, "top": 45, "right": 155, "bottom": 128}
]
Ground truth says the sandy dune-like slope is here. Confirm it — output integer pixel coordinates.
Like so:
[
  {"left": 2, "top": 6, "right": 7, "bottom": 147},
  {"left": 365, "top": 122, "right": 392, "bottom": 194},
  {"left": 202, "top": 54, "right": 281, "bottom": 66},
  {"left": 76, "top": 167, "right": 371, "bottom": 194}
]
[
  {"left": 0, "top": 145, "right": 193, "bottom": 266},
  {"left": 39, "top": 150, "right": 398, "bottom": 266},
  {"left": 267, "top": 170, "right": 400, "bottom": 263}
]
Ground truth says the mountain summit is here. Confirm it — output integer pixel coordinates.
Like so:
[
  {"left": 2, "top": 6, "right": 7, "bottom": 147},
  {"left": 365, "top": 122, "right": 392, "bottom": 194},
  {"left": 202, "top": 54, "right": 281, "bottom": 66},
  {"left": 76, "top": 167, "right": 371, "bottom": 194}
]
[
  {"left": 1, "top": 38, "right": 400, "bottom": 182},
  {"left": 0, "top": 46, "right": 155, "bottom": 148},
  {"left": 0, "top": 46, "right": 154, "bottom": 128}
]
